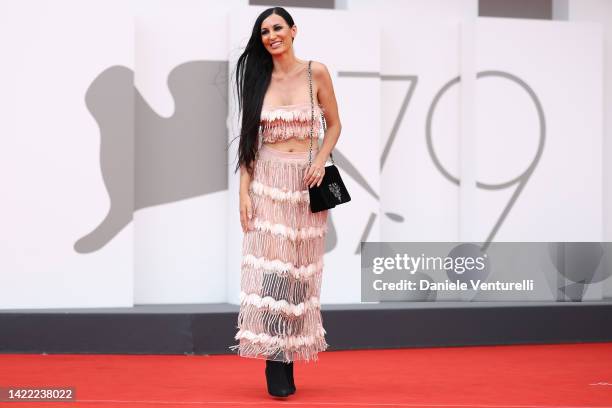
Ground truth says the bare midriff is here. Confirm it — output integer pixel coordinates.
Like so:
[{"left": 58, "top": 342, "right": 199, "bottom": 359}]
[{"left": 263, "top": 139, "right": 314, "bottom": 153}]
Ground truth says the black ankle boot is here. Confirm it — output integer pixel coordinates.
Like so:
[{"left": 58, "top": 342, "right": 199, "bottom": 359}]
[
  {"left": 284, "top": 361, "right": 296, "bottom": 394},
  {"left": 265, "top": 360, "right": 292, "bottom": 397}
]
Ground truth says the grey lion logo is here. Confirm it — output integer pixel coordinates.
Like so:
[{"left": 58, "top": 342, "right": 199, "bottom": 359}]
[{"left": 74, "top": 61, "right": 228, "bottom": 253}]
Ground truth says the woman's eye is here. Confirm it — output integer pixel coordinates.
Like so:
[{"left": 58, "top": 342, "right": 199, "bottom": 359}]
[{"left": 274, "top": 26, "right": 282, "bottom": 31}]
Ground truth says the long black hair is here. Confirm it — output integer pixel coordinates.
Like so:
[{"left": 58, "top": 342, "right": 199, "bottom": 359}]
[{"left": 231, "top": 7, "right": 296, "bottom": 176}]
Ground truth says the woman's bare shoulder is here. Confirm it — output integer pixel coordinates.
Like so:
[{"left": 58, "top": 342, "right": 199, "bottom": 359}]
[
  {"left": 310, "top": 60, "right": 330, "bottom": 79},
  {"left": 310, "top": 61, "right": 333, "bottom": 95}
]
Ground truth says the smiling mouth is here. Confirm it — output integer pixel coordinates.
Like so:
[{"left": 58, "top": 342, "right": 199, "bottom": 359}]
[{"left": 271, "top": 41, "right": 282, "bottom": 49}]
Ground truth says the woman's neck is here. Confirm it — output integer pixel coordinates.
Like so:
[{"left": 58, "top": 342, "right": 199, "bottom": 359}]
[{"left": 271, "top": 52, "right": 304, "bottom": 77}]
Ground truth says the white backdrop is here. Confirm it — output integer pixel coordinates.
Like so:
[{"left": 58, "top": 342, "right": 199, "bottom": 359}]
[
  {"left": 0, "top": 2, "right": 134, "bottom": 308},
  {"left": 133, "top": 1, "right": 243, "bottom": 304},
  {"left": 473, "top": 18, "right": 603, "bottom": 243},
  {"left": 380, "top": 21, "right": 462, "bottom": 243},
  {"left": 562, "top": 0, "right": 612, "bottom": 300},
  {"left": 0, "top": 1, "right": 607, "bottom": 309}
]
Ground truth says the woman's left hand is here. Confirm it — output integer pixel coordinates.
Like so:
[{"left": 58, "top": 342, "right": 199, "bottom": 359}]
[{"left": 303, "top": 158, "right": 326, "bottom": 188}]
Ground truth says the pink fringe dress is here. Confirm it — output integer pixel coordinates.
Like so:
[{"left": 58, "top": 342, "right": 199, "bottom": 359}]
[{"left": 230, "top": 102, "right": 329, "bottom": 363}]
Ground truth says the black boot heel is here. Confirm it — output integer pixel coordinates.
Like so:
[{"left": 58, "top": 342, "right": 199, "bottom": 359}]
[
  {"left": 265, "top": 360, "right": 292, "bottom": 397},
  {"left": 284, "top": 361, "right": 296, "bottom": 394}
]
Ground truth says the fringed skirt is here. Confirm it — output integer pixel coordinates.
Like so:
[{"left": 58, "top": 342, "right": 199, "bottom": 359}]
[{"left": 229, "top": 143, "right": 329, "bottom": 363}]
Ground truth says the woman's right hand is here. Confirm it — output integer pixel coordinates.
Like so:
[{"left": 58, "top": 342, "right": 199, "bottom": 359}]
[{"left": 239, "top": 191, "right": 253, "bottom": 233}]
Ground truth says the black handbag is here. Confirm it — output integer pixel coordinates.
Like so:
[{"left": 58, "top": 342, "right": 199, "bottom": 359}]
[{"left": 306, "top": 60, "right": 351, "bottom": 213}]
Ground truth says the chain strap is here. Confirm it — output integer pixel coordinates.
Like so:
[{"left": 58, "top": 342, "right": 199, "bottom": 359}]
[
  {"left": 308, "top": 60, "right": 335, "bottom": 168},
  {"left": 308, "top": 60, "right": 314, "bottom": 167}
]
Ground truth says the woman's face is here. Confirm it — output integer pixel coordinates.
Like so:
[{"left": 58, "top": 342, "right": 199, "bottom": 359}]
[{"left": 260, "top": 13, "right": 295, "bottom": 55}]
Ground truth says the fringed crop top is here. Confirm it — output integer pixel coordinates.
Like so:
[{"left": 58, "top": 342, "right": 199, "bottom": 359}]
[{"left": 260, "top": 102, "right": 325, "bottom": 144}]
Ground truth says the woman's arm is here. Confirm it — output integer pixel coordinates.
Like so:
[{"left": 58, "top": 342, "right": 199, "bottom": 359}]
[
  {"left": 239, "top": 163, "right": 252, "bottom": 232},
  {"left": 239, "top": 163, "right": 252, "bottom": 195},
  {"left": 303, "top": 61, "right": 342, "bottom": 188}
]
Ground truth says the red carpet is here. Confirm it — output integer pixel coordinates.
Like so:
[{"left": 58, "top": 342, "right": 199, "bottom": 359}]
[{"left": 0, "top": 342, "right": 610, "bottom": 407}]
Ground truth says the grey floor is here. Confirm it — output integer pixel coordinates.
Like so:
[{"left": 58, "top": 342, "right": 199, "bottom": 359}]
[{"left": 2, "top": 299, "right": 612, "bottom": 314}]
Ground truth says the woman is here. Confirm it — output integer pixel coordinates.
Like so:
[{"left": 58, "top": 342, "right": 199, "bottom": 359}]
[{"left": 228, "top": 6, "right": 341, "bottom": 398}]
